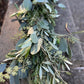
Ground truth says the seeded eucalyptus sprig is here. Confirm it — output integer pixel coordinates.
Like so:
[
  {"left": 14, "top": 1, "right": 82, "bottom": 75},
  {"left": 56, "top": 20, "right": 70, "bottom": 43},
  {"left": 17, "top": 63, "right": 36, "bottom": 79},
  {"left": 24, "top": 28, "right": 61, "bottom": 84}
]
[{"left": 0, "top": 0, "right": 74, "bottom": 84}]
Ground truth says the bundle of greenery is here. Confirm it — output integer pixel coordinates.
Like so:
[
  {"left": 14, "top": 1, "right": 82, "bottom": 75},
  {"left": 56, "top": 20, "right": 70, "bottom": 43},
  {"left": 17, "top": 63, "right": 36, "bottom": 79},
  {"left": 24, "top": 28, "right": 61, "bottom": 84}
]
[{"left": 0, "top": 0, "right": 75, "bottom": 84}]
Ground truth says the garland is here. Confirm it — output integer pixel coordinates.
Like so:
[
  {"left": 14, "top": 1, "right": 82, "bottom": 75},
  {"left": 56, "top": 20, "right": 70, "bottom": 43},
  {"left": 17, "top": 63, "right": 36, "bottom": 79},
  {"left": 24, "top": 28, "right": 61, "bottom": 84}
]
[{"left": 0, "top": 0, "right": 75, "bottom": 84}]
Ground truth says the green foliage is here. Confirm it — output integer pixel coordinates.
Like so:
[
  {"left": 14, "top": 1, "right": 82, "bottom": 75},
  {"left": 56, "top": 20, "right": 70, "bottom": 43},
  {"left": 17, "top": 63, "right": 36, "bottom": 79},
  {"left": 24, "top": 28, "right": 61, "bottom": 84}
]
[
  {"left": 0, "top": 63, "right": 7, "bottom": 73},
  {"left": 0, "top": 0, "right": 76, "bottom": 84},
  {"left": 58, "top": 3, "right": 66, "bottom": 8}
]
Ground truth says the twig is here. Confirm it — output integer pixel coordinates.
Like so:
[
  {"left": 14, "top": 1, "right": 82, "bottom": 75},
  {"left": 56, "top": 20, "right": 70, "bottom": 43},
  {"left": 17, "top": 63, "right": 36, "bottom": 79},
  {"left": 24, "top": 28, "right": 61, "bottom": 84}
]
[{"left": 65, "top": 23, "right": 71, "bottom": 34}]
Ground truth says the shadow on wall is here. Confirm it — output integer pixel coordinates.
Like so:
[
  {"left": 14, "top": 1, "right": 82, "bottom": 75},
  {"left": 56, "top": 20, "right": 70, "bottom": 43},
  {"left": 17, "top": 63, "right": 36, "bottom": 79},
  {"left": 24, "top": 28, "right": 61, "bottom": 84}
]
[{"left": 0, "top": 0, "right": 8, "bottom": 32}]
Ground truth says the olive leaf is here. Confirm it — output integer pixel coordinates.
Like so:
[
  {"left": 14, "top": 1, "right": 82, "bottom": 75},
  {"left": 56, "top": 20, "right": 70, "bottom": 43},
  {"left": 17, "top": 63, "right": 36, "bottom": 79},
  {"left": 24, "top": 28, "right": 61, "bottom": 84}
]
[
  {"left": 48, "top": 66, "right": 54, "bottom": 76},
  {"left": 49, "top": 41, "right": 58, "bottom": 50},
  {"left": 18, "top": 63, "right": 28, "bottom": 79},
  {"left": 42, "top": 61, "right": 52, "bottom": 65},
  {"left": 58, "top": 3, "right": 66, "bottom": 9},
  {"left": 42, "top": 66, "right": 49, "bottom": 72},
  {"left": 50, "top": 14, "right": 60, "bottom": 18},
  {"left": 64, "top": 62, "right": 70, "bottom": 71},
  {"left": 39, "top": 67, "right": 42, "bottom": 79},
  {"left": 45, "top": 4, "right": 52, "bottom": 13},
  {"left": 33, "top": 0, "right": 48, "bottom": 4}
]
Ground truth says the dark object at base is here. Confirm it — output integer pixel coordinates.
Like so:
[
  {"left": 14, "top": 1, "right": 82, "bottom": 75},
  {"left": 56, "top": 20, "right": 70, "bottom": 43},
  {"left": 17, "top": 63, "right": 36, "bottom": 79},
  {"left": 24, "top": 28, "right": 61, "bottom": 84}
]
[{"left": 0, "top": 0, "right": 8, "bottom": 31}]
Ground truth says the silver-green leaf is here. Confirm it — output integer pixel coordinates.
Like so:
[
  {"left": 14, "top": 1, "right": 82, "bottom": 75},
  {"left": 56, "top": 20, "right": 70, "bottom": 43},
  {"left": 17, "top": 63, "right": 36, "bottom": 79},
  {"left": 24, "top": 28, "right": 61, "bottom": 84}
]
[
  {"left": 30, "top": 32, "right": 38, "bottom": 43},
  {"left": 48, "top": 66, "right": 54, "bottom": 76},
  {"left": 21, "top": 0, "right": 32, "bottom": 11},
  {"left": 39, "top": 67, "right": 42, "bottom": 79},
  {"left": 45, "top": 4, "right": 52, "bottom": 13},
  {"left": 42, "top": 66, "right": 49, "bottom": 72},
  {"left": 30, "top": 38, "right": 43, "bottom": 55},
  {"left": 58, "top": 3, "right": 66, "bottom": 8},
  {"left": 0, "top": 63, "right": 7, "bottom": 73},
  {"left": 21, "top": 38, "right": 32, "bottom": 48}
]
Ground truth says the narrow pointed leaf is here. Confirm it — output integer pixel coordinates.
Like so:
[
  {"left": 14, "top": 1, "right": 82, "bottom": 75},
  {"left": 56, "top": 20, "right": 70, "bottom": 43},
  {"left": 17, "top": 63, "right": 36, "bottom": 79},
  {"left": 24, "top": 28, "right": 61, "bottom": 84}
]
[
  {"left": 64, "top": 62, "right": 70, "bottom": 71},
  {"left": 33, "top": 0, "right": 48, "bottom": 4},
  {"left": 49, "top": 41, "right": 58, "bottom": 50},
  {"left": 45, "top": 4, "right": 52, "bottom": 13},
  {"left": 58, "top": 3, "right": 66, "bottom": 8},
  {"left": 42, "top": 66, "right": 49, "bottom": 72},
  {"left": 43, "top": 61, "right": 52, "bottom": 65},
  {"left": 39, "top": 67, "right": 42, "bottom": 79},
  {"left": 64, "top": 60, "right": 72, "bottom": 65},
  {"left": 48, "top": 66, "right": 54, "bottom": 76}
]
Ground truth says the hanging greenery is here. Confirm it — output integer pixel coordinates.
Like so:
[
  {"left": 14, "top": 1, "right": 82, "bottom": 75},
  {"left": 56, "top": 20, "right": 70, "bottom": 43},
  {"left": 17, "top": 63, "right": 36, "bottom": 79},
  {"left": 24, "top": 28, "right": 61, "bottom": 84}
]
[{"left": 0, "top": 0, "right": 76, "bottom": 84}]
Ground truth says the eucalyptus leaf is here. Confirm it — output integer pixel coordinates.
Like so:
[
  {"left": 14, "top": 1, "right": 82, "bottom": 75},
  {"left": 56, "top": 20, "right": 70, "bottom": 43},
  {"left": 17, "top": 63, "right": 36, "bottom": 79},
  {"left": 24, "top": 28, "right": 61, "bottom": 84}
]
[
  {"left": 15, "top": 38, "right": 25, "bottom": 50},
  {"left": 19, "top": 22, "right": 27, "bottom": 31},
  {"left": 10, "top": 60, "right": 16, "bottom": 67},
  {"left": 30, "top": 38, "right": 43, "bottom": 55},
  {"left": 21, "top": 38, "right": 32, "bottom": 48},
  {"left": 9, "top": 61, "right": 20, "bottom": 84},
  {"left": 18, "top": 64, "right": 28, "bottom": 79},
  {"left": 0, "top": 63, "right": 7, "bottom": 73},
  {"left": 30, "top": 32, "right": 38, "bottom": 43},
  {"left": 59, "top": 38, "right": 68, "bottom": 52},
  {"left": 37, "top": 19, "right": 49, "bottom": 30},
  {"left": 10, "top": 74, "right": 20, "bottom": 84},
  {"left": 21, "top": 0, "right": 32, "bottom": 11}
]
